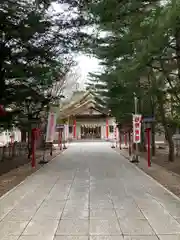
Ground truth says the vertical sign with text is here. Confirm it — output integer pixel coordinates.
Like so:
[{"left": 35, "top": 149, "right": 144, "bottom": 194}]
[
  {"left": 46, "top": 112, "right": 57, "bottom": 142},
  {"left": 133, "top": 114, "right": 142, "bottom": 143}
]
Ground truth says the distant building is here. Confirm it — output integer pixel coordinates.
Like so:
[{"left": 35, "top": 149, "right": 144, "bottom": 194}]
[
  {"left": 0, "top": 128, "right": 21, "bottom": 146},
  {"left": 56, "top": 90, "right": 117, "bottom": 141}
]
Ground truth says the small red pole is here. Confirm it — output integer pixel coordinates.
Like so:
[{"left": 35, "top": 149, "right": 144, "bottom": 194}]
[
  {"left": 58, "top": 130, "right": 61, "bottom": 147},
  {"left": 146, "top": 128, "right": 151, "bottom": 167},
  {"left": 31, "top": 129, "right": 36, "bottom": 168},
  {"left": 106, "top": 119, "right": 109, "bottom": 139},
  {"left": 119, "top": 132, "right": 122, "bottom": 150},
  {"left": 128, "top": 131, "right": 132, "bottom": 156}
]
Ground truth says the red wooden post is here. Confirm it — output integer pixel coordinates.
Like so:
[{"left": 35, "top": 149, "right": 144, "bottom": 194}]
[
  {"left": 60, "top": 130, "right": 62, "bottom": 150},
  {"left": 58, "top": 130, "right": 61, "bottom": 147},
  {"left": 146, "top": 128, "right": 151, "bottom": 167},
  {"left": 119, "top": 132, "right": 122, "bottom": 150},
  {"left": 31, "top": 128, "right": 36, "bottom": 168}
]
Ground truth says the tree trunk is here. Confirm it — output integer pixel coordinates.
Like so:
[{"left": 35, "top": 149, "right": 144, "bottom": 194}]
[
  {"left": 157, "top": 93, "right": 174, "bottom": 162},
  {"left": 150, "top": 96, "right": 156, "bottom": 156},
  {"left": 175, "top": 21, "right": 180, "bottom": 81},
  {"left": 21, "top": 130, "right": 27, "bottom": 142},
  {"left": 139, "top": 130, "right": 146, "bottom": 152}
]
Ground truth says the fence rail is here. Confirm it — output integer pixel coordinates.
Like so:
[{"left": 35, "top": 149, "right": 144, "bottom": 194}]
[{"left": 0, "top": 142, "right": 28, "bottom": 162}]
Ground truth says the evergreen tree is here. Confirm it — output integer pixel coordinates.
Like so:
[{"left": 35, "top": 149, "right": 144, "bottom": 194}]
[
  {"left": 66, "top": 0, "right": 180, "bottom": 161},
  {"left": 0, "top": 0, "right": 80, "bottom": 128}
]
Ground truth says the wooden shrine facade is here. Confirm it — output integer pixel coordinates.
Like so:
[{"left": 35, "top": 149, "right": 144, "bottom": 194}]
[{"left": 56, "top": 90, "right": 117, "bottom": 140}]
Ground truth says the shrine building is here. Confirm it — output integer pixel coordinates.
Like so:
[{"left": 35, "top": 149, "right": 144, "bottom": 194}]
[{"left": 56, "top": 90, "right": 118, "bottom": 141}]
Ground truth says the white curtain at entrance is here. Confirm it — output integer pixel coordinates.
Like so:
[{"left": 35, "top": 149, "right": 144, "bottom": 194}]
[
  {"left": 64, "top": 124, "right": 69, "bottom": 141},
  {"left": 101, "top": 125, "right": 106, "bottom": 139}
]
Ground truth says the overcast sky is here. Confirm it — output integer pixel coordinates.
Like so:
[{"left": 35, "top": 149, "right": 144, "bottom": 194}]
[
  {"left": 51, "top": 2, "right": 100, "bottom": 90},
  {"left": 75, "top": 55, "right": 100, "bottom": 88}
]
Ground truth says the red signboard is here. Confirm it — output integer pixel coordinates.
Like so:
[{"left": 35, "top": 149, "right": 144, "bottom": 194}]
[{"left": 133, "top": 114, "right": 142, "bottom": 143}]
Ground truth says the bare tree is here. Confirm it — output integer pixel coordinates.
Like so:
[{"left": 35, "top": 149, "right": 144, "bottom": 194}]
[{"left": 62, "top": 66, "right": 82, "bottom": 100}]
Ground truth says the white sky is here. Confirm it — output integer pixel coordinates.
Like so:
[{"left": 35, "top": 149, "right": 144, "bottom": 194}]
[
  {"left": 51, "top": 2, "right": 100, "bottom": 90},
  {"left": 75, "top": 55, "right": 100, "bottom": 88}
]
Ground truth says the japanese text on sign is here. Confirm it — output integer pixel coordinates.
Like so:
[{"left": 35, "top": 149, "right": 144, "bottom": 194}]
[{"left": 133, "top": 114, "right": 142, "bottom": 143}]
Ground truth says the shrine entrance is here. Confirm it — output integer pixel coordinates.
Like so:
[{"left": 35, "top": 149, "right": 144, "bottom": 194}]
[{"left": 81, "top": 125, "right": 101, "bottom": 139}]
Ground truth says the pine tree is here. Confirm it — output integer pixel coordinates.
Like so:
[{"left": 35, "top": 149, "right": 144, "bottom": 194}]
[
  {"left": 67, "top": 0, "right": 180, "bottom": 161},
  {"left": 0, "top": 0, "right": 79, "bottom": 128}
]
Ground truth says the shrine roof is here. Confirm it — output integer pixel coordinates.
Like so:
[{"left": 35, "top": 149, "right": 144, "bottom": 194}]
[{"left": 58, "top": 90, "right": 109, "bottom": 119}]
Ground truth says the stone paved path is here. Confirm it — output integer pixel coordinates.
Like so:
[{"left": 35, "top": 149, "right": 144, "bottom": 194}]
[{"left": 1, "top": 142, "right": 180, "bottom": 240}]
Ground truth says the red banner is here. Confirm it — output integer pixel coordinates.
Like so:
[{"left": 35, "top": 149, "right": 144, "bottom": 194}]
[
  {"left": 106, "top": 119, "right": 109, "bottom": 139},
  {"left": 133, "top": 114, "right": 142, "bottom": 143}
]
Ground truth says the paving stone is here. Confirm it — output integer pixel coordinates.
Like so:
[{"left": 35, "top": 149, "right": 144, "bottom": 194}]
[
  {"left": 90, "top": 209, "right": 117, "bottom": 219},
  {"left": 3, "top": 207, "right": 36, "bottom": 221},
  {"left": 2, "top": 142, "right": 180, "bottom": 239},
  {"left": 158, "top": 235, "right": 180, "bottom": 240},
  {"left": 22, "top": 219, "right": 59, "bottom": 236},
  {"left": 61, "top": 207, "right": 89, "bottom": 219},
  {"left": 46, "top": 191, "right": 69, "bottom": 201},
  {"left": 119, "top": 218, "right": 155, "bottom": 236},
  {"left": 1, "top": 237, "right": 20, "bottom": 240},
  {"left": 115, "top": 207, "right": 145, "bottom": 219},
  {"left": 124, "top": 237, "right": 159, "bottom": 240},
  {"left": 19, "top": 237, "right": 54, "bottom": 240},
  {"left": 0, "top": 221, "right": 28, "bottom": 238},
  {"left": 56, "top": 220, "right": 89, "bottom": 235},
  {"left": 65, "top": 200, "right": 89, "bottom": 209},
  {"left": 54, "top": 237, "right": 88, "bottom": 240},
  {"left": 143, "top": 212, "right": 180, "bottom": 234},
  {"left": 32, "top": 201, "right": 65, "bottom": 220},
  {"left": 90, "top": 200, "right": 113, "bottom": 209},
  {"left": 89, "top": 219, "right": 122, "bottom": 235},
  {"left": 90, "top": 237, "right": 123, "bottom": 240}
]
